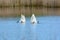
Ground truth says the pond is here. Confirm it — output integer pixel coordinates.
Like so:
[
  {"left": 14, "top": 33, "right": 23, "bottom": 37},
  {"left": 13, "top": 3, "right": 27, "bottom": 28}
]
[{"left": 0, "top": 16, "right": 60, "bottom": 40}]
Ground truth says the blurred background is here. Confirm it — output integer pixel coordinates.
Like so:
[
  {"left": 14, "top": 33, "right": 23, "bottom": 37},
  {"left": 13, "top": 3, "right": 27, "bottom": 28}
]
[{"left": 0, "top": 0, "right": 60, "bottom": 17}]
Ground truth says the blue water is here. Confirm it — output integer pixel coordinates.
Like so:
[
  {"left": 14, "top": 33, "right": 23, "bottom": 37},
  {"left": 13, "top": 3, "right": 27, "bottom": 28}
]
[{"left": 0, "top": 16, "right": 60, "bottom": 40}]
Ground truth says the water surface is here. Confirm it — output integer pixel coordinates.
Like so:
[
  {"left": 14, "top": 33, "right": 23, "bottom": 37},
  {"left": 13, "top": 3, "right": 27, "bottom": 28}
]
[{"left": 0, "top": 16, "right": 60, "bottom": 40}]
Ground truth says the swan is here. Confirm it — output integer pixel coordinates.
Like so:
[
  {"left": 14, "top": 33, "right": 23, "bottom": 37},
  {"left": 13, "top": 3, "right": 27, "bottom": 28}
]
[
  {"left": 31, "top": 14, "right": 37, "bottom": 24},
  {"left": 19, "top": 14, "right": 26, "bottom": 24}
]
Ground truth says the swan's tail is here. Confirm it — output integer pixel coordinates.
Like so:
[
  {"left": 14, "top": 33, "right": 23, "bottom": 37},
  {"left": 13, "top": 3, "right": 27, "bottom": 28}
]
[
  {"left": 20, "top": 14, "right": 26, "bottom": 23},
  {"left": 31, "top": 14, "right": 37, "bottom": 24}
]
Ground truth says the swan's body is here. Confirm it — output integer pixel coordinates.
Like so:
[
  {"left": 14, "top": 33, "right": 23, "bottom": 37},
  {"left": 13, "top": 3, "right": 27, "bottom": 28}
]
[
  {"left": 31, "top": 14, "right": 37, "bottom": 24},
  {"left": 19, "top": 14, "right": 26, "bottom": 24}
]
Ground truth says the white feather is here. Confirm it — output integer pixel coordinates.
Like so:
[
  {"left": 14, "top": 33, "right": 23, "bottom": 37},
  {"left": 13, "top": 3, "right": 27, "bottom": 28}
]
[
  {"left": 19, "top": 14, "right": 26, "bottom": 23},
  {"left": 31, "top": 14, "right": 37, "bottom": 24}
]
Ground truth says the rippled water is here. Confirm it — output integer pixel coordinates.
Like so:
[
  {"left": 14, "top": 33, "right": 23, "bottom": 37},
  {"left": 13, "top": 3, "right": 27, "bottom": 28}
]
[{"left": 0, "top": 16, "right": 60, "bottom": 40}]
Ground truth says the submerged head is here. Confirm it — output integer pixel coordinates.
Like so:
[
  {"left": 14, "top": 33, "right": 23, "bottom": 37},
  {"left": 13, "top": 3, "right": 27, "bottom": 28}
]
[{"left": 21, "top": 21, "right": 25, "bottom": 23}]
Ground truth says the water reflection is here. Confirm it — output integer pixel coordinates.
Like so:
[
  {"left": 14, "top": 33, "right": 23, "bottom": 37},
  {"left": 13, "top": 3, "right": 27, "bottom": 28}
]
[
  {"left": 17, "top": 23, "right": 26, "bottom": 40},
  {"left": 0, "top": 32, "right": 7, "bottom": 40},
  {"left": 30, "top": 24, "right": 37, "bottom": 40}
]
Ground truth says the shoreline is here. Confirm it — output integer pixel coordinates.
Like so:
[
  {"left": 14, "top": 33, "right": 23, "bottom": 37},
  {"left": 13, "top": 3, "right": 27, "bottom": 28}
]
[
  {"left": 0, "top": 7, "right": 60, "bottom": 17},
  {"left": 0, "top": 7, "right": 41, "bottom": 17}
]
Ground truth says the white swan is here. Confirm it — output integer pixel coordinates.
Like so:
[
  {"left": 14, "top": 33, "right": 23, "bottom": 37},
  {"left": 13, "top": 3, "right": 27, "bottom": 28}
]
[
  {"left": 19, "top": 14, "right": 26, "bottom": 24},
  {"left": 31, "top": 14, "right": 37, "bottom": 24}
]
